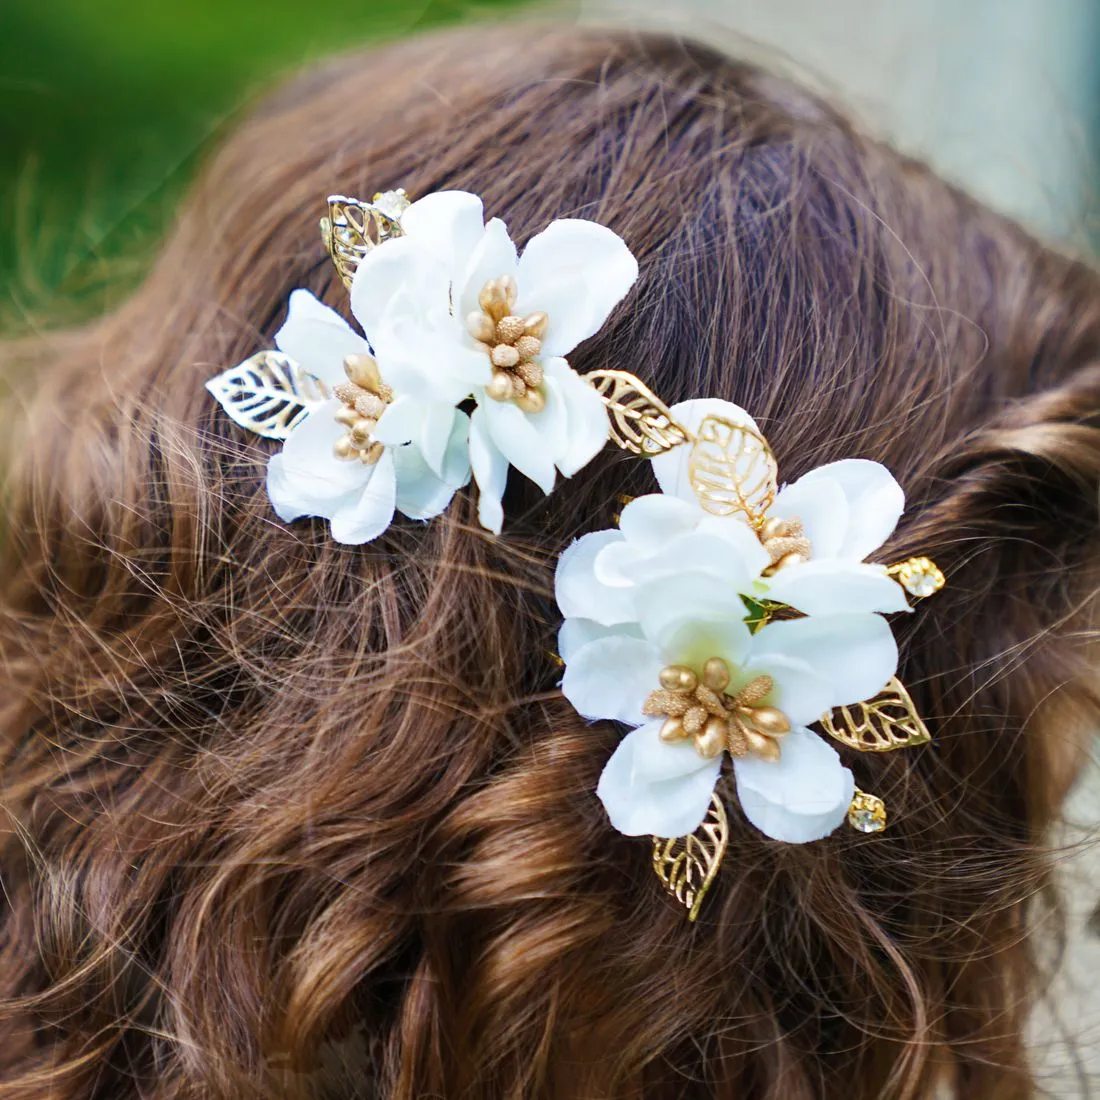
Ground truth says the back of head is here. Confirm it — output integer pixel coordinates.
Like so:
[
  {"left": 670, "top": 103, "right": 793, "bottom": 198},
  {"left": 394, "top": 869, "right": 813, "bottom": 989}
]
[{"left": 2, "top": 22, "right": 1100, "bottom": 1100}]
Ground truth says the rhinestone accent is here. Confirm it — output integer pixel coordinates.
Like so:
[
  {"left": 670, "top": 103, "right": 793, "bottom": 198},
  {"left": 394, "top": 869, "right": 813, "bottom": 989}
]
[
  {"left": 890, "top": 556, "right": 945, "bottom": 599},
  {"left": 372, "top": 189, "right": 411, "bottom": 221},
  {"left": 848, "top": 790, "right": 887, "bottom": 833}
]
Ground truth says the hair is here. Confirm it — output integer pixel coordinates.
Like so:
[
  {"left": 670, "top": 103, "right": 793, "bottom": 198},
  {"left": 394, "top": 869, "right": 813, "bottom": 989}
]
[{"left": 1, "top": 20, "right": 1099, "bottom": 1100}]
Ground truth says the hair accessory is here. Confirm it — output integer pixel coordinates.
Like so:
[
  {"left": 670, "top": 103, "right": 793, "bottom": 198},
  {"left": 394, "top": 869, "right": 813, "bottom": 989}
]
[
  {"left": 207, "top": 188, "right": 639, "bottom": 542},
  {"left": 554, "top": 397, "right": 944, "bottom": 919},
  {"left": 207, "top": 187, "right": 943, "bottom": 921}
]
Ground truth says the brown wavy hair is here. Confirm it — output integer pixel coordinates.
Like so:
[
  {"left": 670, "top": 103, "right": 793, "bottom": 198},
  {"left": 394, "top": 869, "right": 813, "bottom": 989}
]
[{"left": 1, "top": 22, "right": 1099, "bottom": 1100}]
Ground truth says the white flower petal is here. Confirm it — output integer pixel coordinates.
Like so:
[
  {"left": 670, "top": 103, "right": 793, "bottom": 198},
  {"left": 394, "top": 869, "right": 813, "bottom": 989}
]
[
  {"left": 749, "top": 614, "right": 898, "bottom": 709},
  {"left": 398, "top": 190, "right": 486, "bottom": 274},
  {"left": 480, "top": 395, "right": 557, "bottom": 494},
  {"left": 649, "top": 398, "right": 763, "bottom": 505},
  {"left": 557, "top": 618, "right": 642, "bottom": 665},
  {"left": 351, "top": 237, "right": 447, "bottom": 354},
  {"left": 763, "top": 559, "right": 911, "bottom": 616},
  {"left": 392, "top": 412, "right": 471, "bottom": 521},
  {"left": 274, "top": 290, "right": 370, "bottom": 388},
  {"left": 695, "top": 515, "right": 775, "bottom": 577},
  {"left": 371, "top": 395, "right": 421, "bottom": 446},
  {"left": 266, "top": 457, "right": 358, "bottom": 525},
  {"left": 659, "top": 615, "right": 753, "bottom": 673},
  {"left": 459, "top": 217, "right": 519, "bottom": 318},
  {"left": 733, "top": 727, "right": 854, "bottom": 843},
  {"left": 597, "top": 722, "right": 722, "bottom": 838},
  {"left": 469, "top": 404, "right": 508, "bottom": 535},
  {"left": 554, "top": 530, "right": 636, "bottom": 626},
  {"left": 739, "top": 652, "right": 833, "bottom": 728},
  {"left": 635, "top": 572, "right": 751, "bottom": 646},
  {"left": 560, "top": 635, "right": 663, "bottom": 726},
  {"left": 513, "top": 219, "right": 638, "bottom": 358},
  {"left": 542, "top": 358, "right": 609, "bottom": 477},
  {"left": 770, "top": 472, "right": 848, "bottom": 560},
  {"left": 269, "top": 400, "right": 371, "bottom": 511},
  {"left": 594, "top": 532, "right": 756, "bottom": 594},
  {"left": 417, "top": 401, "right": 462, "bottom": 479},
  {"left": 820, "top": 459, "right": 906, "bottom": 560},
  {"left": 328, "top": 447, "right": 398, "bottom": 545},
  {"left": 618, "top": 494, "right": 702, "bottom": 544}
]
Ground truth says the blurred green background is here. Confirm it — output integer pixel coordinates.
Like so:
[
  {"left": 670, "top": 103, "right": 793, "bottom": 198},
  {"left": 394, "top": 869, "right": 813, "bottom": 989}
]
[
  {"left": 0, "top": 0, "right": 528, "bottom": 332},
  {"left": 3, "top": 0, "right": 1099, "bottom": 337}
]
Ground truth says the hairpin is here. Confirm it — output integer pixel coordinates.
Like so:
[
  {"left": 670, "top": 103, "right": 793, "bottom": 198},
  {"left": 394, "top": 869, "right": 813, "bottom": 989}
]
[
  {"left": 207, "top": 186, "right": 944, "bottom": 920},
  {"left": 207, "top": 188, "right": 638, "bottom": 542},
  {"left": 554, "top": 395, "right": 944, "bottom": 918}
]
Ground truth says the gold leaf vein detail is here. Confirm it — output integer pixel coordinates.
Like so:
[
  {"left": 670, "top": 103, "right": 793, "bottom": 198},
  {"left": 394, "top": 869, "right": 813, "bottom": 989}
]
[
  {"left": 818, "top": 676, "right": 932, "bottom": 753},
  {"left": 584, "top": 369, "right": 693, "bottom": 456},
  {"left": 651, "top": 793, "right": 729, "bottom": 921},
  {"left": 687, "top": 415, "right": 778, "bottom": 524}
]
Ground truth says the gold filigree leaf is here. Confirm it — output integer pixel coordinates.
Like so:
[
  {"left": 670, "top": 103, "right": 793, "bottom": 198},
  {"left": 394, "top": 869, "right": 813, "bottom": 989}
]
[
  {"left": 687, "top": 415, "right": 778, "bottom": 523},
  {"left": 817, "top": 676, "right": 932, "bottom": 753},
  {"left": 206, "top": 351, "right": 329, "bottom": 440},
  {"left": 584, "top": 369, "right": 693, "bottom": 456},
  {"left": 320, "top": 193, "right": 407, "bottom": 288},
  {"left": 651, "top": 792, "right": 729, "bottom": 921}
]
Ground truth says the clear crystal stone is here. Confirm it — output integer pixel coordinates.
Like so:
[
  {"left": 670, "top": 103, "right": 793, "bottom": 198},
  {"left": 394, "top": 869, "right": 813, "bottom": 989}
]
[
  {"left": 849, "top": 806, "right": 886, "bottom": 833},
  {"left": 372, "top": 189, "right": 410, "bottom": 221},
  {"left": 903, "top": 570, "right": 940, "bottom": 597}
]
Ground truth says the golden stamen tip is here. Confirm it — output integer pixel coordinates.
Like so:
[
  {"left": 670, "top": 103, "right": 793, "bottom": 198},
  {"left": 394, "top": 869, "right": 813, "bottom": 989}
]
[
  {"left": 659, "top": 665, "right": 698, "bottom": 692},
  {"left": 491, "top": 344, "right": 520, "bottom": 368},
  {"left": 342, "top": 353, "right": 383, "bottom": 391},
  {"left": 486, "top": 373, "right": 514, "bottom": 401},
  {"left": 702, "top": 657, "right": 730, "bottom": 691},
  {"left": 515, "top": 388, "right": 545, "bottom": 414}
]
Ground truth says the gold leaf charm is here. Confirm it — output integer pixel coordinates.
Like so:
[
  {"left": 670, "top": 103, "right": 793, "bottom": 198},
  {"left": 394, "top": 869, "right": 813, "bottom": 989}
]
[
  {"left": 687, "top": 415, "right": 778, "bottom": 524},
  {"left": 584, "top": 369, "right": 694, "bottom": 455},
  {"left": 817, "top": 677, "right": 931, "bottom": 752},
  {"left": 651, "top": 792, "right": 729, "bottom": 921},
  {"left": 206, "top": 351, "right": 329, "bottom": 440},
  {"left": 320, "top": 191, "right": 409, "bottom": 288}
]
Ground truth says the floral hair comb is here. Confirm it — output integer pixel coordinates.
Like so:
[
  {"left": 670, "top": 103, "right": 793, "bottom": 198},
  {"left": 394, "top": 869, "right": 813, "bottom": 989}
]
[{"left": 207, "top": 187, "right": 944, "bottom": 920}]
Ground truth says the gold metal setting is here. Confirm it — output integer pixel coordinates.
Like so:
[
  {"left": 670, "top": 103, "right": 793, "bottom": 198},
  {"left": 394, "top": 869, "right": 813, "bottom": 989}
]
[
  {"left": 332, "top": 354, "right": 393, "bottom": 465},
  {"left": 652, "top": 792, "right": 729, "bottom": 921},
  {"left": 847, "top": 789, "right": 887, "bottom": 833},
  {"left": 470, "top": 276, "right": 548, "bottom": 413},
  {"left": 818, "top": 676, "right": 931, "bottom": 752},
  {"left": 687, "top": 415, "right": 778, "bottom": 524},
  {"left": 584, "top": 369, "right": 693, "bottom": 455},
  {"left": 887, "top": 556, "right": 946, "bottom": 600},
  {"left": 644, "top": 661, "right": 791, "bottom": 762},
  {"left": 320, "top": 190, "right": 410, "bottom": 288},
  {"left": 205, "top": 351, "right": 329, "bottom": 440}
]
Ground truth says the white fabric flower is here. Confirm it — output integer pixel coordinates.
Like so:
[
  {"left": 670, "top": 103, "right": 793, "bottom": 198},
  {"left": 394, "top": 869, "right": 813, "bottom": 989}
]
[
  {"left": 265, "top": 290, "right": 471, "bottom": 544},
  {"left": 560, "top": 569, "right": 897, "bottom": 843},
  {"left": 351, "top": 191, "right": 638, "bottom": 533},
  {"left": 648, "top": 398, "right": 910, "bottom": 616}
]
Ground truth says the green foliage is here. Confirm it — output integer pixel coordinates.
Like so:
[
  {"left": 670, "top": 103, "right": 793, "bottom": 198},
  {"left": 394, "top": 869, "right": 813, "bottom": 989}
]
[{"left": 0, "top": 0, "right": 527, "bottom": 331}]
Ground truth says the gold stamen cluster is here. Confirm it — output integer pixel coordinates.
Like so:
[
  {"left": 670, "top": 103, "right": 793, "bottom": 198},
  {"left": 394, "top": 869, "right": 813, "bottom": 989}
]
[
  {"left": 332, "top": 354, "right": 393, "bottom": 465},
  {"left": 467, "top": 276, "right": 549, "bottom": 414},
  {"left": 643, "top": 659, "right": 791, "bottom": 762},
  {"left": 760, "top": 516, "right": 811, "bottom": 574}
]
